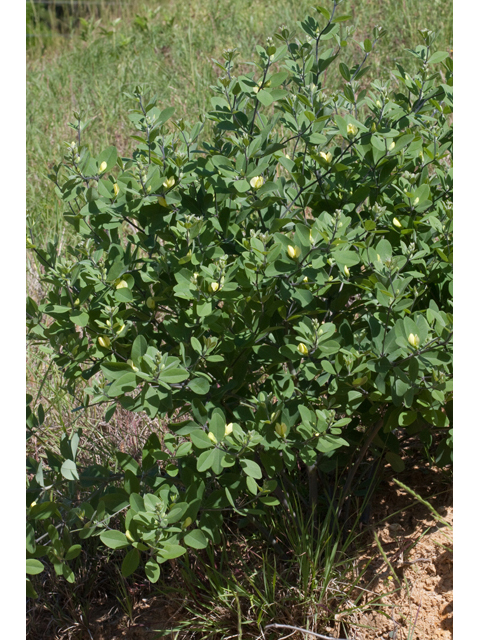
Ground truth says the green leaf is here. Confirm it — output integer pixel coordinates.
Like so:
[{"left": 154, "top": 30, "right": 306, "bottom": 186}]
[
  {"left": 97, "top": 146, "right": 117, "bottom": 172},
  {"left": 158, "top": 544, "right": 186, "bottom": 560},
  {"left": 107, "top": 372, "right": 138, "bottom": 397},
  {"left": 428, "top": 51, "right": 449, "bottom": 64},
  {"left": 190, "top": 429, "right": 214, "bottom": 449},
  {"left": 339, "top": 62, "right": 350, "bottom": 81},
  {"left": 100, "top": 530, "right": 130, "bottom": 550},
  {"left": 145, "top": 559, "right": 161, "bottom": 583},
  {"left": 188, "top": 377, "right": 210, "bottom": 395},
  {"left": 385, "top": 452, "right": 405, "bottom": 472},
  {"left": 131, "top": 335, "right": 148, "bottom": 363},
  {"left": 121, "top": 548, "right": 140, "bottom": 578},
  {"left": 26, "top": 559, "right": 45, "bottom": 576},
  {"left": 184, "top": 529, "right": 208, "bottom": 550},
  {"left": 159, "top": 368, "right": 190, "bottom": 383},
  {"left": 61, "top": 459, "right": 79, "bottom": 481},
  {"left": 197, "top": 448, "right": 217, "bottom": 472},
  {"left": 240, "top": 459, "right": 262, "bottom": 480},
  {"left": 256, "top": 89, "right": 275, "bottom": 106},
  {"left": 26, "top": 578, "right": 38, "bottom": 599},
  {"left": 65, "top": 544, "right": 82, "bottom": 560}
]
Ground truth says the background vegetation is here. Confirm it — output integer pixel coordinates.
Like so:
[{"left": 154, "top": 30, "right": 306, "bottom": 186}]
[{"left": 26, "top": 2, "right": 453, "bottom": 638}]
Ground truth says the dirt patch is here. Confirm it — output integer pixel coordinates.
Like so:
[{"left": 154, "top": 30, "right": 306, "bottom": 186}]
[{"left": 353, "top": 467, "right": 453, "bottom": 640}]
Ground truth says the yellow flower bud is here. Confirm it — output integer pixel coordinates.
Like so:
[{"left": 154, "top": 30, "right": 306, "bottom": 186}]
[
  {"left": 127, "top": 359, "right": 139, "bottom": 372},
  {"left": 388, "top": 141, "right": 396, "bottom": 151},
  {"left": 371, "top": 121, "right": 377, "bottom": 133},
  {"left": 113, "top": 183, "right": 120, "bottom": 197},
  {"left": 183, "top": 517, "right": 193, "bottom": 529},
  {"left": 163, "top": 177, "right": 175, "bottom": 189},
  {"left": 408, "top": 333, "right": 420, "bottom": 348},
  {"left": 207, "top": 432, "right": 218, "bottom": 444},
  {"left": 116, "top": 323, "right": 125, "bottom": 335},
  {"left": 146, "top": 297, "right": 156, "bottom": 309},
  {"left": 343, "top": 265, "right": 350, "bottom": 277},
  {"left": 377, "top": 253, "right": 381, "bottom": 262},
  {"left": 125, "top": 530, "right": 135, "bottom": 543},
  {"left": 158, "top": 196, "right": 168, "bottom": 208},
  {"left": 224, "top": 423, "right": 233, "bottom": 436},
  {"left": 287, "top": 245, "right": 301, "bottom": 259},
  {"left": 275, "top": 422, "right": 288, "bottom": 438},
  {"left": 376, "top": 100, "right": 382, "bottom": 108},
  {"left": 303, "top": 276, "right": 308, "bottom": 282},
  {"left": 320, "top": 151, "right": 333, "bottom": 163},
  {"left": 30, "top": 501, "right": 37, "bottom": 508},
  {"left": 115, "top": 279, "right": 129, "bottom": 289},
  {"left": 250, "top": 176, "right": 264, "bottom": 190},
  {"left": 99, "top": 161, "right": 107, "bottom": 173},
  {"left": 392, "top": 218, "right": 402, "bottom": 228},
  {"left": 309, "top": 231, "right": 314, "bottom": 244},
  {"left": 347, "top": 123, "right": 358, "bottom": 137},
  {"left": 209, "top": 282, "right": 220, "bottom": 293},
  {"left": 98, "top": 335, "right": 111, "bottom": 348},
  {"left": 298, "top": 342, "right": 309, "bottom": 356},
  {"left": 413, "top": 197, "right": 419, "bottom": 206}
]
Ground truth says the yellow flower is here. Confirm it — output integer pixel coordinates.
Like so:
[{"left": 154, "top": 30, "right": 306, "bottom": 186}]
[
  {"left": 113, "top": 183, "right": 120, "bottom": 197},
  {"left": 347, "top": 123, "right": 358, "bottom": 137},
  {"left": 287, "top": 245, "right": 301, "bottom": 259},
  {"left": 298, "top": 342, "right": 309, "bottom": 356},
  {"left": 393, "top": 217, "right": 402, "bottom": 228},
  {"left": 388, "top": 141, "right": 396, "bottom": 151},
  {"left": 163, "top": 177, "right": 175, "bottom": 189},
  {"left": 98, "top": 335, "right": 111, "bottom": 348},
  {"left": 224, "top": 423, "right": 233, "bottom": 436},
  {"left": 115, "top": 279, "right": 129, "bottom": 289},
  {"left": 343, "top": 265, "right": 350, "bottom": 277},
  {"left": 158, "top": 196, "right": 168, "bottom": 208},
  {"left": 320, "top": 151, "right": 333, "bottom": 163},
  {"left": 209, "top": 282, "right": 220, "bottom": 293},
  {"left": 99, "top": 161, "right": 107, "bottom": 173},
  {"left": 303, "top": 276, "right": 308, "bottom": 282},
  {"left": 275, "top": 422, "right": 288, "bottom": 438},
  {"left": 30, "top": 501, "right": 37, "bottom": 508},
  {"left": 146, "top": 297, "right": 156, "bottom": 309},
  {"left": 408, "top": 333, "right": 420, "bottom": 348},
  {"left": 250, "top": 176, "right": 264, "bottom": 189},
  {"left": 207, "top": 432, "right": 218, "bottom": 444}
]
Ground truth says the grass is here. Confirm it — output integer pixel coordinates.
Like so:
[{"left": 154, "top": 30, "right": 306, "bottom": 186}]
[{"left": 26, "top": 2, "right": 453, "bottom": 637}]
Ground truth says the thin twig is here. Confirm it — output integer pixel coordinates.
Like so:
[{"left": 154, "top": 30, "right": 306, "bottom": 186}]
[{"left": 264, "top": 623, "right": 351, "bottom": 640}]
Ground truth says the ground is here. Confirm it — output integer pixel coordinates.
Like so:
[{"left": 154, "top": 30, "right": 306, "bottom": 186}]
[{"left": 84, "top": 465, "right": 452, "bottom": 640}]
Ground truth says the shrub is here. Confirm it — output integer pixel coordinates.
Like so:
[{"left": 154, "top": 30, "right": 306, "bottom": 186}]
[{"left": 27, "top": 4, "right": 452, "bottom": 592}]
